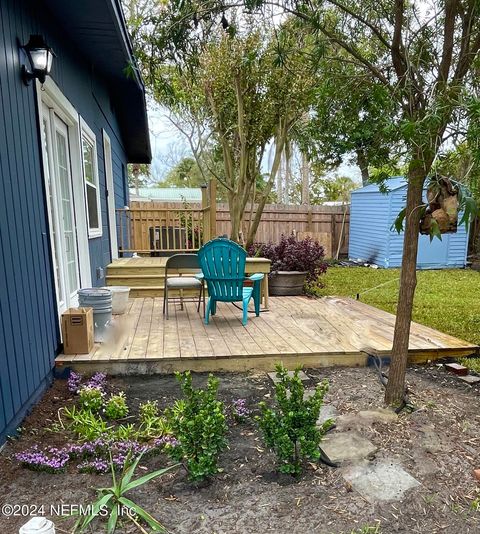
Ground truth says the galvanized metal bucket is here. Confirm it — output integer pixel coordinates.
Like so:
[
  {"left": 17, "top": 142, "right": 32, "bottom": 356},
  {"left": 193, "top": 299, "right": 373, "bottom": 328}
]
[{"left": 78, "top": 288, "right": 112, "bottom": 342}]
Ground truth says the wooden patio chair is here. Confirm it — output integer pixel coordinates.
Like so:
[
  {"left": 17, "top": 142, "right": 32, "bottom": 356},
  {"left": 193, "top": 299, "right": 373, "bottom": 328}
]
[
  {"left": 163, "top": 254, "right": 205, "bottom": 319},
  {"left": 197, "top": 238, "right": 264, "bottom": 326}
]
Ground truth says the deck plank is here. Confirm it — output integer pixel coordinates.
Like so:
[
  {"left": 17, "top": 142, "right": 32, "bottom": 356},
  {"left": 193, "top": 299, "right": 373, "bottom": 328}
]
[{"left": 56, "top": 295, "right": 478, "bottom": 371}]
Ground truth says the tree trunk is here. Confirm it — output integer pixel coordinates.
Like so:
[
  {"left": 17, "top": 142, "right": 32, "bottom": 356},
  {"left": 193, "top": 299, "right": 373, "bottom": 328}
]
[
  {"left": 356, "top": 148, "right": 369, "bottom": 186},
  {"left": 385, "top": 165, "right": 426, "bottom": 406},
  {"left": 300, "top": 152, "right": 309, "bottom": 205}
]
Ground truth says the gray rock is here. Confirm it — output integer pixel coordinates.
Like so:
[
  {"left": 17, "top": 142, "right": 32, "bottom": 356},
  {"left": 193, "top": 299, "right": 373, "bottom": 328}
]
[
  {"left": 321, "top": 432, "right": 377, "bottom": 464},
  {"left": 343, "top": 461, "right": 420, "bottom": 502},
  {"left": 336, "top": 408, "right": 397, "bottom": 430},
  {"left": 459, "top": 375, "right": 480, "bottom": 385},
  {"left": 317, "top": 404, "right": 337, "bottom": 427}
]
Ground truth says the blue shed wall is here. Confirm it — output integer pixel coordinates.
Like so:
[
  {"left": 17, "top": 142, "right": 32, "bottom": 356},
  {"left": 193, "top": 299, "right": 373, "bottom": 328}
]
[
  {"left": 349, "top": 178, "right": 469, "bottom": 269},
  {"left": 0, "top": 0, "right": 130, "bottom": 443},
  {"left": 349, "top": 191, "right": 391, "bottom": 267}
]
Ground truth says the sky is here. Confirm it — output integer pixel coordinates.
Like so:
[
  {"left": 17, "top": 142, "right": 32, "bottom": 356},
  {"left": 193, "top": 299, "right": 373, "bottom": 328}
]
[{"left": 147, "top": 104, "right": 362, "bottom": 186}]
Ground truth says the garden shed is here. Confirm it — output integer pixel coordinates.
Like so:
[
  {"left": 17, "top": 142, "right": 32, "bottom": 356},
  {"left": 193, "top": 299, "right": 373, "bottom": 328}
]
[{"left": 349, "top": 177, "right": 469, "bottom": 269}]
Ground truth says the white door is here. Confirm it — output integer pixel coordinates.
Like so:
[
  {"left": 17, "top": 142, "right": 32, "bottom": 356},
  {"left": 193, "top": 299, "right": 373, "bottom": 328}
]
[
  {"left": 41, "top": 104, "right": 81, "bottom": 314},
  {"left": 103, "top": 131, "right": 118, "bottom": 260}
]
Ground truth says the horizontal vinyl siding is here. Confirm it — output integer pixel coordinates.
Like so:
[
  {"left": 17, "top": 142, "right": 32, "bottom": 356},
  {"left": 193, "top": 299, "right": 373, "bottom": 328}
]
[
  {"left": 349, "top": 192, "right": 390, "bottom": 267},
  {"left": 0, "top": 0, "right": 59, "bottom": 443}
]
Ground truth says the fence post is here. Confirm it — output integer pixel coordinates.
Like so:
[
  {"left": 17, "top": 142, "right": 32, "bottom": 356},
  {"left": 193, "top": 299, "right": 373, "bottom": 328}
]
[
  {"left": 201, "top": 184, "right": 210, "bottom": 242},
  {"left": 307, "top": 207, "right": 313, "bottom": 232},
  {"left": 209, "top": 178, "right": 217, "bottom": 238}
]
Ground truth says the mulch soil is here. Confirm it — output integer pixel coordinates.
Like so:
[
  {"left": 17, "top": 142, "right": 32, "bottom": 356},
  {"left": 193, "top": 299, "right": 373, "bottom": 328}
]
[{"left": 1, "top": 364, "right": 480, "bottom": 533}]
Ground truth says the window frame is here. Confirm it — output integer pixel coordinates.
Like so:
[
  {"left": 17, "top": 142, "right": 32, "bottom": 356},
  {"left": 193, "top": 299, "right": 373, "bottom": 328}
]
[{"left": 80, "top": 118, "right": 103, "bottom": 239}]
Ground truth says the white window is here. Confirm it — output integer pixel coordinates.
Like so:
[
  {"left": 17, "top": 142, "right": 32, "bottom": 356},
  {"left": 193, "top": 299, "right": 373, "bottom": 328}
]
[{"left": 81, "top": 120, "right": 102, "bottom": 238}]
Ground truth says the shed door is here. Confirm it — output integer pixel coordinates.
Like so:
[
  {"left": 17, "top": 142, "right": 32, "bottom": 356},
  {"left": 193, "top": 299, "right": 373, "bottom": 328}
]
[{"left": 41, "top": 104, "right": 81, "bottom": 314}]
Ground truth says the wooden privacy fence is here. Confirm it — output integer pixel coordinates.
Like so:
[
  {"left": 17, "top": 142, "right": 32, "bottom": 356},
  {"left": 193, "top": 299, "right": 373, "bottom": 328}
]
[
  {"left": 119, "top": 192, "right": 349, "bottom": 257},
  {"left": 117, "top": 182, "right": 217, "bottom": 255},
  {"left": 215, "top": 203, "right": 350, "bottom": 257}
]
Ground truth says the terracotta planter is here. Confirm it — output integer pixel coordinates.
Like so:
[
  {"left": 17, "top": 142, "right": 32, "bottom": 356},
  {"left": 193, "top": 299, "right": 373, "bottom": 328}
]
[{"left": 269, "top": 271, "right": 307, "bottom": 296}]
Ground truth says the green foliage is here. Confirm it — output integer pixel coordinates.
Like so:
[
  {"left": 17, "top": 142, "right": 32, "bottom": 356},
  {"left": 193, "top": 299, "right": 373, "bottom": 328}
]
[
  {"left": 458, "top": 357, "right": 480, "bottom": 374},
  {"left": 72, "top": 451, "right": 178, "bottom": 533},
  {"left": 316, "top": 175, "right": 360, "bottom": 203},
  {"left": 137, "top": 401, "right": 171, "bottom": 440},
  {"left": 64, "top": 406, "right": 112, "bottom": 441},
  {"left": 257, "top": 364, "right": 332, "bottom": 476},
  {"left": 164, "top": 371, "right": 227, "bottom": 481},
  {"left": 78, "top": 386, "right": 104, "bottom": 413},
  {"left": 104, "top": 392, "right": 129, "bottom": 420}
]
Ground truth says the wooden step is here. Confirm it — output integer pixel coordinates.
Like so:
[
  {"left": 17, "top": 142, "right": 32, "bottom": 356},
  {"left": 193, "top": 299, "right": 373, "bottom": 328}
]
[
  {"left": 129, "top": 286, "right": 204, "bottom": 298},
  {"left": 106, "top": 274, "right": 166, "bottom": 287},
  {"left": 107, "top": 266, "right": 166, "bottom": 276}
]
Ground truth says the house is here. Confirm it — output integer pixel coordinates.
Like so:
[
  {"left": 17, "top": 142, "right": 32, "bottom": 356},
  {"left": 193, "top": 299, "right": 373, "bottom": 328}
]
[
  {"left": 130, "top": 187, "right": 203, "bottom": 203},
  {"left": 349, "top": 177, "right": 469, "bottom": 268},
  {"left": 0, "top": 0, "right": 151, "bottom": 444}
]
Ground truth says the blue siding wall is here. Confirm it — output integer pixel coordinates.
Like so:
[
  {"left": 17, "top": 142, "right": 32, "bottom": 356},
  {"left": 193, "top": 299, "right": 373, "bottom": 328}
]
[
  {"left": 0, "top": 0, "right": 130, "bottom": 443},
  {"left": 349, "top": 178, "right": 469, "bottom": 269}
]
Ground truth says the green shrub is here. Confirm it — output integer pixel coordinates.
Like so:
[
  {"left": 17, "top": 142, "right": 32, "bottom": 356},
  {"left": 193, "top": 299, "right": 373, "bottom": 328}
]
[
  {"left": 257, "top": 363, "right": 333, "bottom": 476},
  {"left": 78, "top": 386, "right": 104, "bottom": 413},
  {"left": 165, "top": 371, "right": 227, "bottom": 481},
  {"left": 104, "top": 392, "right": 129, "bottom": 420}
]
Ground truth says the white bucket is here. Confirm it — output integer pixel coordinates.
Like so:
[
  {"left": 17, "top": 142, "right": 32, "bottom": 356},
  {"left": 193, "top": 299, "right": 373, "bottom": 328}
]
[
  {"left": 105, "top": 286, "right": 131, "bottom": 314},
  {"left": 19, "top": 517, "right": 55, "bottom": 534}
]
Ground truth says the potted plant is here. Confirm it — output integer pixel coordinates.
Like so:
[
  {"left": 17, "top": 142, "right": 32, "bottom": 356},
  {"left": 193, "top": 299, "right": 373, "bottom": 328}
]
[{"left": 248, "top": 235, "right": 327, "bottom": 296}]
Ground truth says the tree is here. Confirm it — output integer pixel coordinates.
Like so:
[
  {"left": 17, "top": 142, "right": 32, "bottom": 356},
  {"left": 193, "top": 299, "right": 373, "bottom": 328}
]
[
  {"left": 296, "top": 54, "right": 397, "bottom": 186},
  {"left": 128, "top": 163, "right": 151, "bottom": 194},
  {"left": 134, "top": 0, "right": 480, "bottom": 406},
  {"left": 318, "top": 175, "right": 359, "bottom": 203}
]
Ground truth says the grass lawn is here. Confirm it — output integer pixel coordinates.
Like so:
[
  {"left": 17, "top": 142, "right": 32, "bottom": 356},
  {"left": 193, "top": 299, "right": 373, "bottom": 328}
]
[{"left": 317, "top": 267, "right": 480, "bottom": 346}]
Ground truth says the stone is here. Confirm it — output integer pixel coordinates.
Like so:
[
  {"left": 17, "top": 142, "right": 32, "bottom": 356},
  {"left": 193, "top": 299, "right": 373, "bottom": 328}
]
[
  {"left": 473, "top": 469, "right": 480, "bottom": 481},
  {"left": 317, "top": 404, "right": 337, "bottom": 427},
  {"left": 343, "top": 461, "right": 420, "bottom": 503},
  {"left": 445, "top": 363, "right": 468, "bottom": 376},
  {"left": 267, "top": 370, "right": 309, "bottom": 384},
  {"left": 459, "top": 375, "right": 480, "bottom": 385},
  {"left": 336, "top": 409, "right": 397, "bottom": 430},
  {"left": 321, "top": 432, "right": 377, "bottom": 464}
]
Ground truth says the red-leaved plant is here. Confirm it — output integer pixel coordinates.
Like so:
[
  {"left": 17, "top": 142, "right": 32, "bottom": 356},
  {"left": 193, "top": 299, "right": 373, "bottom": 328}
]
[{"left": 248, "top": 235, "right": 328, "bottom": 282}]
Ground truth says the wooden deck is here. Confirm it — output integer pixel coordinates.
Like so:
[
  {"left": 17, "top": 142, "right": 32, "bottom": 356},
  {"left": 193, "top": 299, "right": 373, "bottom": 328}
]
[{"left": 56, "top": 296, "right": 478, "bottom": 374}]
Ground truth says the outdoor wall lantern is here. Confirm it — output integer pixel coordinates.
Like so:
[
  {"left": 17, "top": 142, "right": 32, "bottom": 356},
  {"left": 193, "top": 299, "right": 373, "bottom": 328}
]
[{"left": 21, "top": 35, "right": 55, "bottom": 85}]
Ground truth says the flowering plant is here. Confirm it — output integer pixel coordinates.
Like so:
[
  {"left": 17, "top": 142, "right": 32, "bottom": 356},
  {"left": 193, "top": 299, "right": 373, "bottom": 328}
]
[
  {"left": 78, "top": 386, "right": 104, "bottom": 413},
  {"left": 104, "top": 392, "right": 129, "bottom": 420},
  {"left": 231, "top": 398, "right": 250, "bottom": 422},
  {"left": 248, "top": 235, "right": 327, "bottom": 282}
]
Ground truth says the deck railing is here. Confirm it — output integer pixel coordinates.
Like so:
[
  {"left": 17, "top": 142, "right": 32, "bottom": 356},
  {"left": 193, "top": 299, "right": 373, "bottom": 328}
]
[{"left": 117, "top": 180, "right": 217, "bottom": 255}]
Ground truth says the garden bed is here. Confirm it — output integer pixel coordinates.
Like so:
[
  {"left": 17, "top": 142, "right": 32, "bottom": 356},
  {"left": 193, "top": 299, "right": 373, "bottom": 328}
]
[{"left": 1, "top": 366, "right": 480, "bottom": 533}]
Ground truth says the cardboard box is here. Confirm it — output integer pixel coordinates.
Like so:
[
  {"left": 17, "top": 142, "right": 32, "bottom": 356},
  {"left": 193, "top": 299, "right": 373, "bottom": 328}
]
[{"left": 62, "top": 307, "right": 94, "bottom": 354}]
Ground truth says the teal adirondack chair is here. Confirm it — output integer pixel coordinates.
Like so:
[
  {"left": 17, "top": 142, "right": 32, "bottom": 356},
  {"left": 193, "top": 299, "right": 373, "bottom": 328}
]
[{"left": 197, "top": 238, "right": 264, "bottom": 326}]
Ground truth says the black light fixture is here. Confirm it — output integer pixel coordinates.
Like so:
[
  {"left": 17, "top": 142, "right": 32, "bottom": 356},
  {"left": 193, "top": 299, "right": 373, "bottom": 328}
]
[{"left": 21, "top": 35, "right": 55, "bottom": 85}]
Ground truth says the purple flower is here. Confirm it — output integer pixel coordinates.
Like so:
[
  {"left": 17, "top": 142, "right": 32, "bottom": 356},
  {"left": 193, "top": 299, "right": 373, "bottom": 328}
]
[
  {"left": 86, "top": 372, "right": 107, "bottom": 392},
  {"left": 66, "top": 439, "right": 107, "bottom": 459},
  {"left": 67, "top": 371, "right": 83, "bottom": 393},
  {"left": 232, "top": 399, "right": 250, "bottom": 420},
  {"left": 153, "top": 435, "right": 179, "bottom": 449},
  {"left": 15, "top": 445, "right": 70, "bottom": 473},
  {"left": 78, "top": 458, "right": 109, "bottom": 474}
]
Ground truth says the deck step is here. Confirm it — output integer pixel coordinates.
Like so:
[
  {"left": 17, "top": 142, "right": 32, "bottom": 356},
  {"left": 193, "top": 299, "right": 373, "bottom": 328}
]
[
  {"left": 128, "top": 286, "right": 204, "bottom": 298},
  {"left": 107, "top": 266, "right": 167, "bottom": 276}
]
